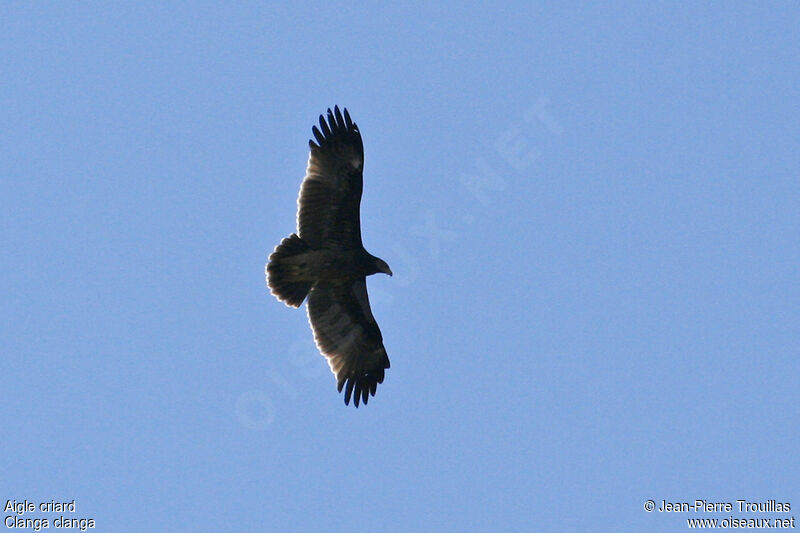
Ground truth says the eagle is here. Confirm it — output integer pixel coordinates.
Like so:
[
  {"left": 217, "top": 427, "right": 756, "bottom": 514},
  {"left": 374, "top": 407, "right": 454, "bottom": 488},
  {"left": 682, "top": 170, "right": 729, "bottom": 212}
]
[{"left": 266, "top": 106, "right": 392, "bottom": 407}]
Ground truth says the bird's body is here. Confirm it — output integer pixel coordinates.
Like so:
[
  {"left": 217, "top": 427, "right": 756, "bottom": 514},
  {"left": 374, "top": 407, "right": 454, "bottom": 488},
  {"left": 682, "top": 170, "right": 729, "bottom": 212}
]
[
  {"left": 266, "top": 106, "right": 392, "bottom": 407},
  {"left": 275, "top": 247, "right": 385, "bottom": 282}
]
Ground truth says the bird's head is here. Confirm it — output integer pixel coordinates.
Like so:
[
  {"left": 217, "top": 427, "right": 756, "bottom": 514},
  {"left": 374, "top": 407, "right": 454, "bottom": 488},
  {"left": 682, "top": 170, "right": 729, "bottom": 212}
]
[{"left": 372, "top": 256, "right": 393, "bottom": 277}]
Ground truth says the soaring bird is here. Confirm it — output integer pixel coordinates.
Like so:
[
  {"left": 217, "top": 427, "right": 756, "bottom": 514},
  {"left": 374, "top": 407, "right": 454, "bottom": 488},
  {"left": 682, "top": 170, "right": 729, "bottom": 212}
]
[{"left": 266, "top": 106, "right": 392, "bottom": 407}]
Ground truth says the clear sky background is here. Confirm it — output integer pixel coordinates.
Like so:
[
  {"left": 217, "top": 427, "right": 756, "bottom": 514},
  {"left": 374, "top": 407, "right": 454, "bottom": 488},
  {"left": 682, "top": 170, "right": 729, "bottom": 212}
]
[{"left": 2, "top": 3, "right": 798, "bottom": 532}]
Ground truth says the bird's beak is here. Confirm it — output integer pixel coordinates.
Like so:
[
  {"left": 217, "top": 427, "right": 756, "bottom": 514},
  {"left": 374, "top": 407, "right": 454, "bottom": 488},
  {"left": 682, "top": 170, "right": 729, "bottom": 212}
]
[{"left": 376, "top": 258, "right": 392, "bottom": 276}]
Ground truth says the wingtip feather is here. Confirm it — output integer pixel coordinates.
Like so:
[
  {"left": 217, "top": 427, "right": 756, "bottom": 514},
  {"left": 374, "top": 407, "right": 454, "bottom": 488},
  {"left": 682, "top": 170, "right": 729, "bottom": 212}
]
[
  {"left": 334, "top": 106, "right": 344, "bottom": 130},
  {"left": 344, "top": 379, "right": 355, "bottom": 406},
  {"left": 319, "top": 115, "right": 331, "bottom": 137}
]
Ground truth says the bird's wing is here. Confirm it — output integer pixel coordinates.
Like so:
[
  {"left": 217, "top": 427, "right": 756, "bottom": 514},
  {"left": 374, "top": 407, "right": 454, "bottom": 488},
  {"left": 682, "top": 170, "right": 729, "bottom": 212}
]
[
  {"left": 306, "top": 279, "right": 390, "bottom": 407},
  {"left": 297, "top": 106, "right": 364, "bottom": 248}
]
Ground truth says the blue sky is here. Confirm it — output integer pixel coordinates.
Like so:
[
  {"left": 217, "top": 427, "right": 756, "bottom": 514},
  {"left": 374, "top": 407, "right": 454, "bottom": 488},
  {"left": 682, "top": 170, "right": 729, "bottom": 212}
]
[{"left": 2, "top": 2, "right": 798, "bottom": 531}]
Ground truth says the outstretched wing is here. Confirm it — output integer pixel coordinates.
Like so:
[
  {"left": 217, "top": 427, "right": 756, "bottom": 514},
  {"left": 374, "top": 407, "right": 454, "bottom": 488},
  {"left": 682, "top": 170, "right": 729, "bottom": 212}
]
[
  {"left": 297, "top": 106, "right": 364, "bottom": 249},
  {"left": 306, "top": 279, "right": 390, "bottom": 407}
]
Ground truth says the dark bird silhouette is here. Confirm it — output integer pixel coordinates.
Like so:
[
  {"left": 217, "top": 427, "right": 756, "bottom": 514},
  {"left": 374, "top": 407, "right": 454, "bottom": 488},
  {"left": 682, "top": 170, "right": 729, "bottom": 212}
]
[{"left": 266, "top": 106, "right": 392, "bottom": 407}]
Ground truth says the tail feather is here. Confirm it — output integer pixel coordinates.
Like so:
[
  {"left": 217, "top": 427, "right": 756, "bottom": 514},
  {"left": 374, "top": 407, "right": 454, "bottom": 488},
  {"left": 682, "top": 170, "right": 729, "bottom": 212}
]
[{"left": 266, "top": 233, "right": 313, "bottom": 307}]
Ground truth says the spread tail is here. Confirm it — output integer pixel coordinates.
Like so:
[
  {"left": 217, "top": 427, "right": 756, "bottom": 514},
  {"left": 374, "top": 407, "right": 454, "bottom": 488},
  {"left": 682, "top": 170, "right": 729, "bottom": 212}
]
[{"left": 266, "top": 233, "right": 313, "bottom": 307}]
